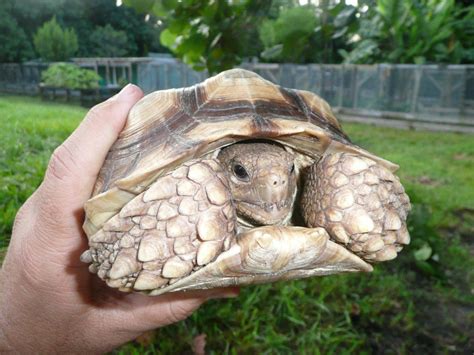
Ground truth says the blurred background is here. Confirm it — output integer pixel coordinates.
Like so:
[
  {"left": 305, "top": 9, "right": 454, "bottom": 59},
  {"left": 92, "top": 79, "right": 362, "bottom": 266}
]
[{"left": 0, "top": 0, "right": 473, "bottom": 353}]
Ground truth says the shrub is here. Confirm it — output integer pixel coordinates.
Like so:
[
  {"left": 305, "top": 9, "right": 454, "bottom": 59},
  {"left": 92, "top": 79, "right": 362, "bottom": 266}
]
[
  {"left": 33, "top": 17, "right": 78, "bottom": 61},
  {"left": 341, "top": 0, "right": 474, "bottom": 64},
  {"left": 89, "top": 24, "right": 129, "bottom": 57},
  {"left": 41, "top": 63, "right": 100, "bottom": 89}
]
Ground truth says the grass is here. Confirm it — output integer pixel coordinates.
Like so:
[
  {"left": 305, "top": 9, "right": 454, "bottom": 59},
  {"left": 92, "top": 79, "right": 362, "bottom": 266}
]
[{"left": 0, "top": 95, "right": 473, "bottom": 353}]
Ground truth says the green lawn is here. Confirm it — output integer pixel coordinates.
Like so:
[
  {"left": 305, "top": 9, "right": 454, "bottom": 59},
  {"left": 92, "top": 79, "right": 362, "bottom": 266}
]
[{"left": 1, "top": 95, "right": 473, "bottom": 353}]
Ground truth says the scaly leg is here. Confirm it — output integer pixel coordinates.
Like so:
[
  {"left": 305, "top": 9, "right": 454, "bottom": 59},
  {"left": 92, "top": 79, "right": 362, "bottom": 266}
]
[
  {"left": 301, "top": 152, "right": 411, "bottom": 262},
  {"left": 81, "top": 159, "right": 236, "bottom": 292}
]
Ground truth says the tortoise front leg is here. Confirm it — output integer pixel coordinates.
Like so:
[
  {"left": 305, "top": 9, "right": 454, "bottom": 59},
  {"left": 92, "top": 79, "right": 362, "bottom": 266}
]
[
  {"left": 301, "top": 152, "right": 411, "bottom": 262},
  {"left": 81, "top": 158, "right": 236, "bottom": 293}
]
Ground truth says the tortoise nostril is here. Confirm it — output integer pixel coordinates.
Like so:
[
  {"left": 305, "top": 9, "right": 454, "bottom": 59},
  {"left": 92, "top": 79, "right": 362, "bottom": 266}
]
[{"left": 272, "top": 178, "right": 286, "bottom": 186}]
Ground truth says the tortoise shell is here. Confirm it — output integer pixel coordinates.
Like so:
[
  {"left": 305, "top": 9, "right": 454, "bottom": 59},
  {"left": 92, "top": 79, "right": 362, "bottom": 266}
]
[{"left": 83, "top": 69, "right": 397, "bottom": 239}]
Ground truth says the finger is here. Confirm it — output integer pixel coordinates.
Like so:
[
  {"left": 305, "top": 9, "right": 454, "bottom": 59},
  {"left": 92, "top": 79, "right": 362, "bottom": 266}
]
[
  {"left": 92, "top": 287, "right": 240, "bottom": 332},
  {"left": 43, "top": 84, "right": 144, "bottom": 206}
]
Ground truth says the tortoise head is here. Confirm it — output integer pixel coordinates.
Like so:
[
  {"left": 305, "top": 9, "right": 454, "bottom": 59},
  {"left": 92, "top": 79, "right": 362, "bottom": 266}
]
[{"left": 217, "top": 141, "right": 297, "bottom": 226}]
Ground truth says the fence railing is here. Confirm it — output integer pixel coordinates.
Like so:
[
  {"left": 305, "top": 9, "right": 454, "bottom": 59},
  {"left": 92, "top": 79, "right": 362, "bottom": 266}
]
[
  {"left": 137, "top": 62, "right": 474, "bottom": 126},
  {"left": 1, "top": 60, "right": 473, "bottom": 131}
]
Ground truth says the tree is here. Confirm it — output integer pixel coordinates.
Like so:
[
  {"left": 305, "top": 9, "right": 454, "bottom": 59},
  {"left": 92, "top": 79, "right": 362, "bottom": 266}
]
[
  {"left": 89, "top": 25, "right": 129, "bottom": 57},
  {"left": 33, "top": 17, "right": 78, "bottom": 61},
  {"left": 0, "top": 0, "right": 164, "bottom": 60},
  {"left": 0, "top": 9, "right": 34, "bottom": 62},
  {"left": 124, "top": 0, "right": 271, "bottom": 73},
  {"left": 79, "top": 0, "right": 165, "bottom": 57}
]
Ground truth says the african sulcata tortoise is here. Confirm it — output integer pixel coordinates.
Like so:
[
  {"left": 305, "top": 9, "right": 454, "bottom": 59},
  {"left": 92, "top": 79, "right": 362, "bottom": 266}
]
[{"left": 81, "top": 69, "right": 411, "bottom": 295}]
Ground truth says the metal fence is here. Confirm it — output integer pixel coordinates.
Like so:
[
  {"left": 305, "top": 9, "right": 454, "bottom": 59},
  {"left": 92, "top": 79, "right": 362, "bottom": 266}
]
[
  {"left": 0, "top": 62, "right": 47, "bottom": 95},
  {"left": 1, "top": 60, "right": 473, "bottom": 132},
  {"left": 137, "top": 62, "right": 474, "bottom": 130}
]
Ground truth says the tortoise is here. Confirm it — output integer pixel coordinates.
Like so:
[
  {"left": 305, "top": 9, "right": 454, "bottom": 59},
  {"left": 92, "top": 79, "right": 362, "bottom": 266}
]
[{"left": 81, "top": 69, "right": 411, "bottom": 296}]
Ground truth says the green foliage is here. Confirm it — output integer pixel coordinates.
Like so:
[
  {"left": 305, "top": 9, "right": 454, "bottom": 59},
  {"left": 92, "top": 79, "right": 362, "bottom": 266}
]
[
  {"left": 341, "top": 0, "right": 473, "bottom": 64},
  {"left": 1, "top": 96, "right": 473, "bottom": 352},
  {"left": 78, "top": 0, "right": 166, "bottom": 57},
  {"left": 124, "top": 0, "right": 270, "bottom": 73},
  {"left": 259, "top": 3, "right": 358, "bottom": 63},
  {"left": 0, "top": 0, "right": 164, "bottom": 61},
  {"left": 259, "top": 6, "right": 317, "bottom": 62},
  {"left": 453, "top": 5, "right": 474, "bottom": 63},
  {"left": 41, "top": 63, "right": 101, "bottom": 89},
  {"left": 89, "top": 24, "right": 129, "bottom": 57},
  {"left": 3, "top": 0, "right": 473, "bottom": 65},
  {"left": 0, "top": 8, "right": 34, "bottom": 62},
  {"left": 33, "top": 17, "right": 78, "bottom": 61}
]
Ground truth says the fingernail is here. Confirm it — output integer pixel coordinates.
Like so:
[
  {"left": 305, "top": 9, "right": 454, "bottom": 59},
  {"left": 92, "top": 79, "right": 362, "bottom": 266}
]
[{"left": 209, "top": 287, "right": 240, "bottom": 299}]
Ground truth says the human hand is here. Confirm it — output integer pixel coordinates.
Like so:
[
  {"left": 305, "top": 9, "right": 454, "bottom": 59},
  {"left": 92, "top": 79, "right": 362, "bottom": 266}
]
[{"left": 0, "top": 84, "right": 239, "bottom": 354}]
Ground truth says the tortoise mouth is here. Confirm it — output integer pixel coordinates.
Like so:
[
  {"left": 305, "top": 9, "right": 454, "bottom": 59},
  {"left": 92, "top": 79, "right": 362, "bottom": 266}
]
[{"left": 237, "top": 200, "right": 293, "bottom": 226}]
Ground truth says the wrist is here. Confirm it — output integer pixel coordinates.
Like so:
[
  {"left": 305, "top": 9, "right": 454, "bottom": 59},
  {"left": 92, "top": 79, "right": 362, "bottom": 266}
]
[
  {"left": 0, "top": 270, "right": 14, "bottom": 352},
  {"left": 0, "top": 266, "right": 53, "bottom": 353}
]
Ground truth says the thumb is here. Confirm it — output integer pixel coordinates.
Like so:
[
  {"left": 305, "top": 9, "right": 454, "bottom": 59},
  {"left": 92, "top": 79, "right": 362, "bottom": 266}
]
[
  {"left": 91, "top": 288, "right": 240, "bottom": 334},
  {"left": 42, "top": 84, "right": 143, "bottom": 210},
  {"left": 28, "top": 85, "right": 143, "bottom": 250}
]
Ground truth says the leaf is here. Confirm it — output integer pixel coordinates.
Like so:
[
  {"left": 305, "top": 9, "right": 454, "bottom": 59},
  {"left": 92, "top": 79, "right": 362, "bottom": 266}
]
[
  {"left": 161, "top": 0, "right": 177, "bottom": 10},
  {"left": 415, "top": 260, "right": 438, "bottom": 277},
  {"left": 159, "top": 28, "right": 177, "bottom": 48},
  {"left": 261, "top": 44, "right": 283, "bottom": 60},
  {"left": 122, "top": 0, "right": 155, "bottom": 14},
  {"left": 334, "top": 6, "right": 356, "bottom": 28},
  {"left": 177, "top": 33, "right": 206, "bottom": 57},
  {"left": 151, "top": 2, "right": 168, "bottom": 17},
  {"left": 414, "top": 244, "right": 432, "bottom": 261},
  {"left": 332, "top": 27, "right": 347, "bottom": 39}
]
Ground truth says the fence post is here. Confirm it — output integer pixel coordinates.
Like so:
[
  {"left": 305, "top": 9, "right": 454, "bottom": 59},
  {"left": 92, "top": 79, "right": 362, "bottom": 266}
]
[{"left": 410, "top": 66, "right": 422, "bottom": 113}]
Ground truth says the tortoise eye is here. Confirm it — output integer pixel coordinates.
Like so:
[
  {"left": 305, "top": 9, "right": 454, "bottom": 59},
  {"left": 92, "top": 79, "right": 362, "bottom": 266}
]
[
  {"left": 290, "top": 164, "right": 295, "bottom": 173},
  {"left": 233, "top": 164, "right": 249, "bottom": 180}
]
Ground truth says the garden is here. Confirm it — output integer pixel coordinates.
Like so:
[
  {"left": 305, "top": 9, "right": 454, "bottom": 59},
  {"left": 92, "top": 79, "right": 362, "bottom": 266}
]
[{"left": 0, "top": 0, "right": 473, "bottom": 353}]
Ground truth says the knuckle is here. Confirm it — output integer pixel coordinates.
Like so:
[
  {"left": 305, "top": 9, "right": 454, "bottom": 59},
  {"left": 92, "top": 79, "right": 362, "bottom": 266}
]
[
  {"left": 86, "top": 100, "right": 125, "bottom": 132},
  {"left": 87, "top": 101, "right": 110, "bottom": 118},
  {"left": 86, "top": 100, "right": 115, "bottom": 123},
  {"left": 166, "top": 299, "right": 201, "bottom": 325},
  {"left": 12, "top": 198, "right": 34, "bottom": 234}
]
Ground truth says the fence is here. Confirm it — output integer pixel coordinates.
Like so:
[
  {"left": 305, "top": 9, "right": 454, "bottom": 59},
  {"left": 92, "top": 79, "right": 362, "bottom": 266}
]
[
  {"left": 1, "top": 60, "right": 473, "bottom": 132},
  {"left": 0, "top": 62, "right": 47, "bottom": 95},
  {"left": 0, "top": 58, "right": 153, "bottom": 94},
  {"left": 137, "top": 62, "right": 474, "bottom": 132}
]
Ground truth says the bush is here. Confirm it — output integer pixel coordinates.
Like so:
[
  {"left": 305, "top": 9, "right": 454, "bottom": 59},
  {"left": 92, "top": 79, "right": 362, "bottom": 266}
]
[
  {"left": 89, "top": 24, "right": 130, "bottom": 57},
  {"left": 258, "top": 4, "right": 358, "bottom": 64},
  {"left": 41, "top": 63, "right": 100, "bottom": 89},
  {"left": 341, "top": 0, "right": 473, "bottom": 64},
  {"left": 33, "top": 17, "right": 78, "bottom": 61}
]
